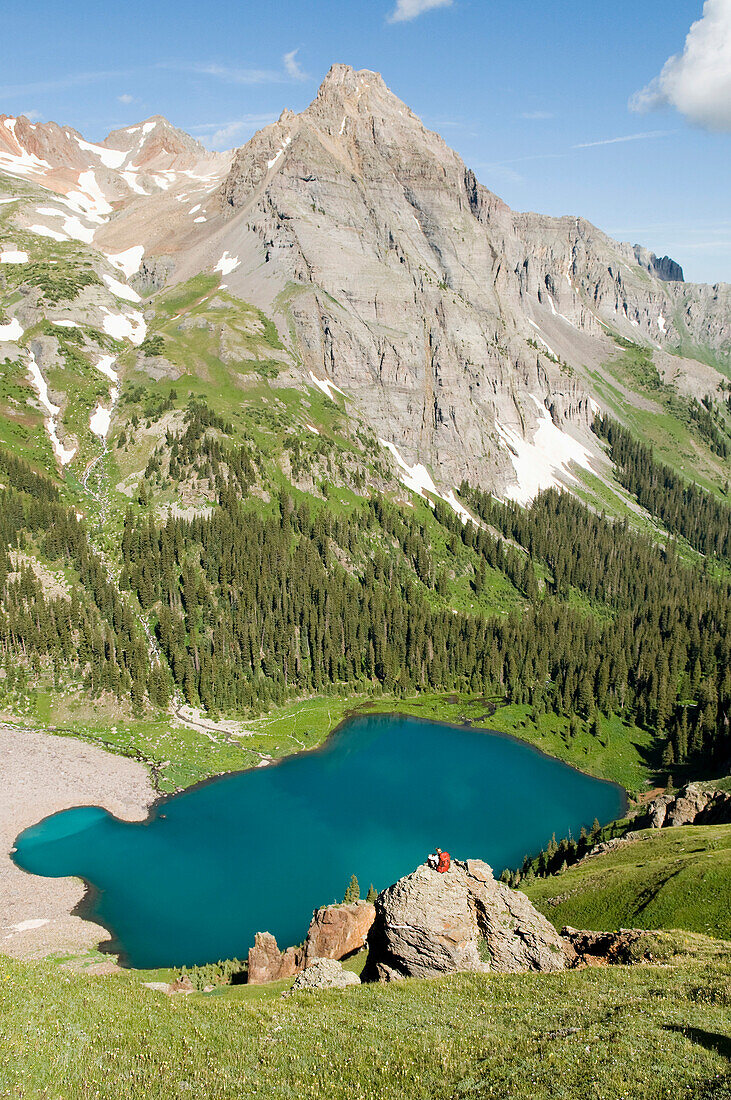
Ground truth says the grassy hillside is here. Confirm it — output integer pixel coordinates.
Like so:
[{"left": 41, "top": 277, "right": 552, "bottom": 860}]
[
  {"left": 1, "top": 935, "right": 729, "bottom": 1100},
  {"left": 526, "top": 825, "right": 731, "bottom": 940}
]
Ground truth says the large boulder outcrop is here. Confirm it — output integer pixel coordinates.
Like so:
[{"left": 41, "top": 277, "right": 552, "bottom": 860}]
[
  {"left": 248, "top": 902, "right": 376, "bottom": 983},
  {"left": 638, "top": 782, "right": 731, "bottom": 829},
  {"left": 247, "top": 932, "right": 303, "bottom": 985},
  {"left": 291, "top": 958, "right": 360, "bottom": 991},
  {"left": 363, "top": 859, "right": 568, "bottom": 982},
  {"left": 304, "top": 901, "right": 375, "bottom": 963}
]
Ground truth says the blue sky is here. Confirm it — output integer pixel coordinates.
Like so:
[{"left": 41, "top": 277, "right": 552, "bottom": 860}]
[{"left": 3, "top": 0, "right": 730, "bottom": 282}]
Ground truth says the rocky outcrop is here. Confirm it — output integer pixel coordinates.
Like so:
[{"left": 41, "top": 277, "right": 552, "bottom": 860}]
[
  {"left": 247, "top": 932, "right": 303, "bottom": 985},
  {"left": 638, "top": 782, "right": 731, "bottom": 829},
  {"left": 304, "top": 901, "right": 375, "bottom": 963},
  {"left": 561, "top": 927, "right": 650, "bottom": 967},
  {"left": 248, "top": 902, "right": 376, "bottom": 983},
  {"left": 291, "top": 958, "right": 360, "bottom": 991},
  {"left": 363, "top": 859, "right": 567, "bottom": 982}
]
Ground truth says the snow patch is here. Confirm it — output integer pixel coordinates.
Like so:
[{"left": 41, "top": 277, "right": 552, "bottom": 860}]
[
  {"left": 657, "top": 313, "right": 667, "bottom": 334},
  {"left": 527, "top": 320, "right": 558, "bottom": 360},
  {"left": 94, "top": 354, "right": 119, "bottom": 383},
  {"left": 54, "top": 320, "right": 79, "bottom": 329},
  {"left": 193, "top": 216, "right": 206, "bottom": 223},
  {"left": 121, "top": 171, "right": 147, "bottom": 195},
  {"left": 27, "top": 352, "right": 76, "bottom": 465},
  {"left": 305, "top": 423, "right": 320, "bottom": 435},
  {"left": 443, "top": 489, "right": 472, "bottom": 525},
  {"left": 214, "top": 251, "right": 240, "bottom": 276},
  {"left": 379, "top": 439, "right": 439, "bottom": 499},
  {"left": 106, "top": 245, "right": 144, "bottom": 279},
  {"left": 0, "top": 250, "right": 27, "bottom": 263},
  {"left": 267, "top": 135, "right": 292, "bottom": 169},
  {"left": 496, "top": 396, "right": 594, "bottom": 505},
  {"left": 28, "top": 224, "right": 68, "bottom": 242},
  {"left": 100, "top": 307, "right": 146, "bottom": 345},
  {"left": 189, "top": 204, "right": 201, "bottom": 214},
  {"left": 0, "top": 316, "right": 23, "bottom": 341},
  {"left": 102, "top": 273, "right": 141, "bottom": 302},
  {"left": 308, "top": 371, "right": 346, "bottom": 402},
  {"left": 10, "top": 918, "right": 49, "bottom": 934},
  {"left": 76, "top": 137, "right": 126, "bottom": 169}
]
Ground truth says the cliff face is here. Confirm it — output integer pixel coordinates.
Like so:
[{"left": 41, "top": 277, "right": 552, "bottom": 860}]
[{"left": 216, "top": 65, "right": 730, "bottom": 497}]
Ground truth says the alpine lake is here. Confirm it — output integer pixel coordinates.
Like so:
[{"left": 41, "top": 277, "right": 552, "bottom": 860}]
[{"left": 13, "top": 714, "right": 626, "bottom": 968}]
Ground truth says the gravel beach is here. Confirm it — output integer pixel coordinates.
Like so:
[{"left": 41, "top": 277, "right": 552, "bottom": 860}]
[{"left": 0, "top": 724, "right": 155, "bottom": 960}]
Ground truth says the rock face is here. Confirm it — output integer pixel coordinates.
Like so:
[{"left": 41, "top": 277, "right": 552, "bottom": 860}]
[
  {"left": 639, "top": 782, "right": 731, "bottom": 829},
  {"left": 214, "top": 63, "right": 731, "bottom": 499},
  {"left": 291, "top": 958, "right": 360, "bottom": 991},
  {"left": 247, "top": 932, "right": 303, "bottom": 985},
  {"left": 248, "top": 902, "right": 375, "bottom": 983},
  {"left": 561, "top": 927, "right": 650, "bottom": 967},
  {"left": 304, "top": 901, "right": 375, "bottom": 963},
  {"left": 363, "top": 859, "right": 567, "bottom": 982}
]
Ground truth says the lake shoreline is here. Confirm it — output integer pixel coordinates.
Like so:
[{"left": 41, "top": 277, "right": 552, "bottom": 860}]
[
  {"left": 12, "top": 712, "right": 628, "bottom": 970},
  {"left": 0, "top": 722, "right": 155, "bottom": 962}
]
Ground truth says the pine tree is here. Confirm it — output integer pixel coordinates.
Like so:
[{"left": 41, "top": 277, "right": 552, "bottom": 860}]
[{"left": 342, "top": 874, "right": 360, "bottom": 904}]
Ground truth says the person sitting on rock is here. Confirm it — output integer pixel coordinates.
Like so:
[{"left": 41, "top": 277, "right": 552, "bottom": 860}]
[
  {"left": 436, "top": 848, "right": 451, "bottom": 873},
  {"left": 427, "top": 851, "right": 439, "bottom": 870}
]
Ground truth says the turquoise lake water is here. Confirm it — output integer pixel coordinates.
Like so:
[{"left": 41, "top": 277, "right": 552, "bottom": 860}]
[{"left": 13, "top": 714, "right": 625, "bottom": 968}]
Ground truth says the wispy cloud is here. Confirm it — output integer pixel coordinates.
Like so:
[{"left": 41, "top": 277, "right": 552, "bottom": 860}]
[
  {"left": 630, "top": 0, "right": 731, "bottom": 131},
  {"left": 0, "top": 70, "right": 128, "bottom": 98},
  {"left": 388, "top": 0, "right": 453, "bottom": 24},
  {"left": 521, "top": 110, "right": 554, "bottom": 120},
  {"left": 283, "top": 49, "right": 308, "bottom": 81},
  {"left": 117, "top": 93, "right": 135, "bottom": 105},
  {"left": 163, "top": 50, "right": 310, "bottom": 87},
  {"left": 573, "top": 130, "right": 673, "bottom": 149},
  {"left": 190, "top": 114, "right": 279, "bottom": 150},
  {"left": 182, "top": 62, "right": 286, "bottom": 85},
  {"left": 20, "top": 109, "right": 43, "bottom": 122}
]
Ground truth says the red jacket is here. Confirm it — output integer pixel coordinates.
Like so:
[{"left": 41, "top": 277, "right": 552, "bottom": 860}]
[{"left": 437, "top": 851, "right": 451, "bottom": 873}]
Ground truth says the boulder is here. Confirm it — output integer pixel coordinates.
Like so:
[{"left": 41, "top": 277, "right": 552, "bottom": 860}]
[
  {"left": 291, "top": 958, "right": 360, "bottom": 991},
  {"left": 247, "top": 932, "right": 303, "bottom": 985},
  {"left": 304, "top": 902, "right": 375, "bottom": 963},
  {"left": 167, "top": 974, "right": 196, "bottom": 995},
  {"left": 363, "top": 859, "right": 568, "bottom": 982},
  {"left": 639, "top": 782, "right": 731, "bottom": 829},
  {"left": 561, "top": 927, "right": 661, "bottom": 967}
]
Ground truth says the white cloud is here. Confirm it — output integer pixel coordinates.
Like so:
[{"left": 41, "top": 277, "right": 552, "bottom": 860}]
[
  {"left": 574, "top": 130, "right": 673, "bottom": 149},
  {"left": 521, "top": 110, "right": 554, "bottom": 120},
  {"left": 21, "top": 109, "right": 43, "bottom": 121},
  {"left": 191, "top": 114, "right": 278, "bottom": 150},
  {"left": 283, "top": 49, "right": 307, "bottom": 81},
  {"left": 630, "top": 0, "right": 731, "bottom": 131},
  {"left": 388, "top": 0, "right": 453, "bottom": 23},
  {"left": 181, "top": 63, "right": 285, "bottom": 85},
  {"left": 117, "top": 93, "right": 135, "bottom": 104}
]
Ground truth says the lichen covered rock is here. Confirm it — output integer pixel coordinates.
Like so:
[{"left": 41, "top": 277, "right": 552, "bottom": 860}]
[{"left": 363, "top": 858, "right": 568, "bottom": 981}]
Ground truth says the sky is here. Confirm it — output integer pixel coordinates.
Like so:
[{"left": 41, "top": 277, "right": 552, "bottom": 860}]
[{"left": 2, "top": 0, "right": 730, "bottom": 283}]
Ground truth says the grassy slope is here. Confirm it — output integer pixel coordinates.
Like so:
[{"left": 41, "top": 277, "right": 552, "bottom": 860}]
[
  {"left": 526, "top": 825, "right": 731, "bottom": 940},
  {"left": 1, "top": 937, "right": 729, "bottom": 1100}
]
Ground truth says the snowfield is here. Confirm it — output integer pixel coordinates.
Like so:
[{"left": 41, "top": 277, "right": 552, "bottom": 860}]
[
  {"left": 215, "top": 251, "right": 240, "bottom": 276},
  {"left": 102, "top": 273, "right": 141, "bottom": 303},
  {"left": 106, "top": 245, "right": 144, "bottom": 278},
  {"left": 496, "top": 396, "right": 595, "bottom": 505},
  {"left": 0, "top": 316, "right": 24, "bottom": 342},
  {"left": 0, "top": 250, "right": 28, "bottom": 264}
]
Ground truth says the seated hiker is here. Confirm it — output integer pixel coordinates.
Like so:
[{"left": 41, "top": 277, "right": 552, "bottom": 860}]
[
  {"left": 436, "top": 848, "right": 451, "bottom": 873},
  {"left": 427, "top": 851, "right": 438, "bottom": 870}
]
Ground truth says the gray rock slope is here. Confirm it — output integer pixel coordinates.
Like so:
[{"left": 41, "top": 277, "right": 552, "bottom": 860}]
[{"left": 212, "top": 64, "right": 730, "bottom": 498}]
